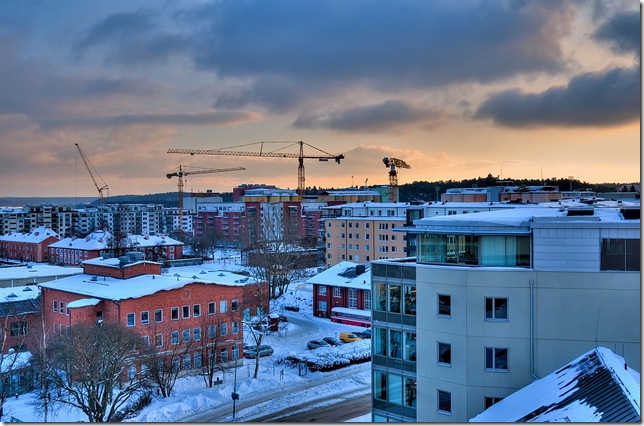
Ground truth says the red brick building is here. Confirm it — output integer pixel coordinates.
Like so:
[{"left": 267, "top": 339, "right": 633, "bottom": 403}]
[
  {"left": 0, "top": 285, "right": 41, "bottom": 353},
  {"left": 39, "top": 256, "right": 269, "bottom": 375},
  {"left": 0, "top": 226, "right": 60, "bottom": 263},
  {"left": 307, "top": 261, "right": 372, "bottom": 326}
]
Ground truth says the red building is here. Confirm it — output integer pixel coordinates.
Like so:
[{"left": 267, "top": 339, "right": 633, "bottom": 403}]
[
  {"left": 306, "top": 261, "right": 372, "bottom": 326},
  {"left": 39, "top": 256, "right": 269, "bottom": 375},
  {"left": 0, "top": 226, "right": 60, "bottom": 263}
]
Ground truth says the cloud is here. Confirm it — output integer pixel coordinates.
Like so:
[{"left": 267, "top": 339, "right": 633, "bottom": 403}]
[
  {"left": 592, "top": 10, "right": 640, "bottom": 57},
  {"left": 292, "top": 100, "right": 443, "bottom": 133},
  {"left": 473, "top": 66, "right": 640, "bottom": 128}
]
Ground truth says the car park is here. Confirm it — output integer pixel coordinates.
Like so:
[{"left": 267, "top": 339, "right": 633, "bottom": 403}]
[
  {"left": 322, "top": 337, "right": 344, "bottom": 346},
  {"left": 244, "top": 344, "right": 274, "bottom": 358},
  {"left": 354, "top": 328, "right": 371, "bottom": 339},
  {"left": 339, "top": 332, "right": 362, "bottom": 343},
  {"left": 307, "top": 339, "right": 331, "bottom": 350}
]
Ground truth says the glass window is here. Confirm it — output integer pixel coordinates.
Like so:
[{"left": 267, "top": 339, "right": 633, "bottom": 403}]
[
  {"left": 388, "top": 373, "right": 402, "bottom": 404},
  {"left": 171, "top": 331, "right": 179, "bottom": 345},
  {"left": 220, "top": 323, "right": 228, "bottom": 336},
  {"left": 389, "top": 285, "right": 401, "bottom": 313},
  {"left": 194, "top": 353, "right": 202, "bottom": 369},
  {"left": 182, "top": 329, "right": 190, "bottom": 343},
  {"left": 404, "top": 378, "right": 417, "bottom": 407},
  {"left": 319, "top": 286, "right": 327, "bottom": 295},
  {"left": 183, "top": 354, "right": 191, "bottom": 370},
  {"left": 208, "top": 302, "right": 216, "bottom": 315},
  {"left": 438, "top": 294, "right": 451, "bottom": 317},
  {"left": 438, "top": 390, "right": 451, "bottom": 414},
  {"left": 232, "top": 345, "right": 239, "bottom": 360},
  {"left": 128, "top": 365, "right": 136, "bottom": 380},
  {"left": 126, "top": 313, "right": 135, "bottom": 327},
  {"left": 59, "top": 302, "right": 64, "bottom": 313},
  {"left": 333, "top": 287, "right": 341, "bottom": 298},
  {"left": 363, "top": 290, "right": 372, "bottom": 310},
  {"left": 154, "top": 309, "right": 163, "bottom": 323},
  {"left": 182, "top": 305, "right": 190, "bottom": 319},
  {"left": 220, "top": 300, "right": 227, "bottom": 313},
  {"left": 403, "top": 286, "right": 416, "bottom": 315},
  {"left": 348, "top": 289, "right": 357, "bottom": 309},
  {"left": 221, "top": 348, "right": 229, "bottom": 363},
  {"left": 374, "top": 327, "right": 387, "bottom": 357},
  {"left": 485, "top": 347, "right": 508, "bottom": 371},
  {"left": 193, "top": 304, "right": 201, "bottom": 318},
  {"left": 485, "top": 396, "right": 504, "bottom": 409},
  {"left": 438, "top": 342, "right": 451, "bottom": 365},
  {"left": 404, "top": 331, "right": 416, "bottom": 362},
  {"left": 485, "top": 298, "right": 508, "bottom": 320},
  {"left": 318, "top": 300, "right": 327, "bottom": 311},
  {"left": 389, "top": 329, "right": 401, "bottom": 359},
  {"left": 208, "top": 325, "right": 216, "bottom": 339},
  {"left": 231, "top": 299, "right": 238, "bottom": 311},
  {"left": 141, "top": 335, "right": 150, "bottom": 347},
  {"left": 374, "top": 370, "right": 387, "bottom": 400},
  {"left": 155, "top": 334, "right": 163, "bottom": 347},
  {"left": 140, "top": 311, "right": 149, "bottom": 325},
  {"left": 171, "top": 307, "right": 179, "bottom": 320},
  {"left": 374, "top": 282, "right": 387, "bottom": 312},
  {"left": 232, "top": 322, "right": 239, "bottom": 334},
  {"left": 194, "top": 327, "right": 201, "bottom": 341},
  {"left": 601, "top": 238, "right": 641, "bottom": 271},
  {"left": 53, "top": 300, "right": 58, "bottom": 312}
]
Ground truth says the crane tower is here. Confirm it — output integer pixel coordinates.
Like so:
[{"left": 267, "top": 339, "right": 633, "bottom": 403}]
[
  {"left": 166, "top": 165, "right": 245, "bottom": 232},
  {"left": 168, "top": 141, "right": 344, "bottom": 200},
  {"left": 75, "top": 143, "right": 109, "bottom": 203},
  {"left": 383, "top": 157, "right": 411, "bottom": 203}
]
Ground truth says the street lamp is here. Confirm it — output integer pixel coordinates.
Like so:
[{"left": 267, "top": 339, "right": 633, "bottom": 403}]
[{"left": 231, "top": 359, "right": 239, "bottom": 419}]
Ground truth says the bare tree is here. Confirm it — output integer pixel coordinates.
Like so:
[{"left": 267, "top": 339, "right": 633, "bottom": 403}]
[
  {"left": 241, "top": 281, "right": 272, "bottom": 379},
  {"left": 196, "top": 310, "right": 238, "bottom": 388},
  {"left": 140, "top": 326, "right": 193, "bottom": 398},
  {"left": 33, "top": 322, "right": 151, "bottom": 422}
]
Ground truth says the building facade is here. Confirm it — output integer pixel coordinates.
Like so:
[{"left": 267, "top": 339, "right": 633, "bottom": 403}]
[
  {"left": 370, "top": 202, "right": 640, "bottom": 422},
  {"left": 0, "top": 226, "right": 60, "bottom": 263}
]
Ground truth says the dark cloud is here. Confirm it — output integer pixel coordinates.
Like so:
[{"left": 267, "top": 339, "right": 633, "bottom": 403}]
[
  {"left": 293, "top": 100, "right": 443, "bottom": 132},
  {"left": 593, "top": 10, "right": 640, "bottom": 56},
  {"left": 473, "top": 67, "right": 640, "bottom": 128}
]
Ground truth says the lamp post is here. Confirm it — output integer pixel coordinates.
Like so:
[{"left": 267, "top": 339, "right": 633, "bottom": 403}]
[{"left": 231, "top": 359, "right": 239, "bottom": 420}]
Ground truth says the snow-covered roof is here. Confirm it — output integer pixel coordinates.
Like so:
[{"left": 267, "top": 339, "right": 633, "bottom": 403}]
[
  {"left": 126, "top": 234, "right": 184, "bottom": 247},
  {"left": 0, "top": 226, "right": 60, "bottom": 243},
  {"left": 67, "top": 298, "right": 101, "bottom": 308},
  {"left": 470, "top": 347, "right": 640, "bottom": 422},
  {"left": 39, "top": 268, "right": 258, "bottom": 301},
  {"left": 0, "top": 264, "right": 83, "bottom": 280},
  {"left": 0, "top": 285, "right": 39, "bottom": 302},
  {"left": 305, "top": 261, "right": 370, "bottom": 290},
  {"left": 49, "top": 230, "right": 112, "bottom": 250},
  {"left": 1, "top": 351, "right": 32, "bottom": 373}
]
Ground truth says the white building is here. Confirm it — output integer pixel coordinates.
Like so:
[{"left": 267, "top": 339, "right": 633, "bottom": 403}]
[{"left": 370, "top": 201, "right": 640, "bottom": 422}]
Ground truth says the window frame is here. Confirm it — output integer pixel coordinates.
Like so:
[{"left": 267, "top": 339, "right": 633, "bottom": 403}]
[
  {"left": 126, "top": 312, "right": 135, "bottom": 327},
  {"left": 437, "top": 389, "right": 452, "bottom": 415},
  {"left": 140, "top": 310, "right": 150, "bottom": 325},
  {"left": 154, "top": 309, "right": 163, "bottom": 323},
  {"left": 182, "top": 305, "right": 190, "bottom": 319},
  {"left": 171, "top": 330, "right": 179, "bottom": 345},
  {"left": 485, "top": 297, "right": 508, "bottom": 321},
  {"left": 437, "top": 294, "right": 451, "bottom": 317},
  {"left": 171, "top": 307, "right": 179, "bottom": 320},
  {"left": 193, "top": 304, "right": 201, "bottom": 318},
  {"left": 485, "top": 347, "right": 509, "bottom": 372},
  {"left": 438, "top": 342, "right": 452, "bottom": 366},
  {"left": 208, "top": 302, "right": 216, "bottom": 315}
]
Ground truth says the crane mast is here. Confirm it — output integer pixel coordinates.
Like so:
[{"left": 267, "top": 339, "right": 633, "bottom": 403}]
[
  {"left": 166, "top": 165, "right": 245, "bottom": 232},
  {"left": 168, "top": 141, "right": 344, "bottom": 199},
  {"left": 75, "top": 143, "right": 109, "bottom": 203},
  {"left": 383, "top": 157, "right": 411, "bottom": 203}
]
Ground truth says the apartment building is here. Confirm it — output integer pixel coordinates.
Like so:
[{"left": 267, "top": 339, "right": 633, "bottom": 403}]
[
  {"left": 39, "top": 256, "right": 268, "bottom": 377},
  {"left": 0, "top": 226, "right": 60, "bottom": 262},
  {"left": 370, "top": 201, "right": 640, "bottom": 422}
]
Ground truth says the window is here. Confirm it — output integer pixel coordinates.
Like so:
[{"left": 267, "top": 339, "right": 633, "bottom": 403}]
[
  {"left": 231, "top": 299, "right": 238, "bottom": 312},
  {"left": 485, "top": 396, "right": 504, "bottom": 409},
  {"left": 601, "top": 238, "right": 640, "bottom": 271},
  {"left": 141, "top": 311, "right": 149, "bottom": 325},
  {"left": 221, "top": 348, "right": 229, "bottom": 363},
  {"left": 154, "top": 309, "right": 163, "bottom": 323},
  {"left": 363, "top": 290, "right": 372, "bottom": 310},
  {"left": 208, "top": 325, "right": 216, "bottom": 339},
  {"left": 155, "top": 334, "right": 163, "bottom": 347},
  {"left": 232, "top": 345, "right": 239, "bottom": 360},
  {"left": 404, "top": 378, "right": 417, "bottom": 407},
  {"left": 53, "top": 300, "right": 58, "bottom": 312},
  {"left": 182, "top": 329, "right": 190, "bottom": 343},
  {"left": 404, "top": 331, "right": 416, "bottom": 362},
  {"left": 194, "top": 353, "right": 202, "bottom": 369},
  {"left": 220, "top": 323, "right": 228, "bottom": 336},
  {"left": 126, "top": 313, "right": 135, "bottom": 327},
  {"left": 208, "top": 302, "right": 216, "bottom": 315},
  {"left": 59, "top": 302, "right": 64, "bottom": 313},
  {"left": 389, "top": 330, "right": 401, "bottom": 358},
  {"left": 194, "top": 327, "right": 201, "bottom": 341},
  {"left": 182, "top": 305, "right": 190, "bottom": 319},
  {"left": 141, "top": 335, "right": 150, "bottom": 347},
  {"left": 128, "top": 365, "right": 136, "bottom": 380},
  {"left": 171, "top": 331, "right": 179, "bottom": 345},
  {"left": 348, "top": 289, "right": 357, "bottom": 309},
  {"left": 374, "top": 370, "right": 387, "bottom": 400},
  {"left": 485, "top": 297, "right": 508, "bottom": 320},
  {"left": 333, "top": 287, "right": 341, "bottom": 298},
  {"left": 183, "top": 354, "right": 191, "bottom": 370},
  {"left": 438, "top": 390, "right": 451, "bottom": 414},
  {"left": 220, "top": 300, "right": 227, "bottom": 314},
  {"left": 318, "top": 300, "right": 327, "bottom": 311},
  {"left": 438, "top": 342, "right": 451, "bottom": 365},
  {"left": 232, "top": 322, "right": 239, "bottom": 334},
  {"left": 10, "top": 321, "right": 27, "bottom": 337},
  {"left": 389, "top": 285, "right": 401, "bottom": 313},
  {"left": 365, "top": 233, "right": 370, "bottom": 240},
  {"left": 485, "top": 347, "right": 508, "bottom": 371},
  {"left": 438, "top": 294, "right": 451, "bottom": 317},
  {"left": 171, "top": 307, "right": 179, "bottom": 320},
  {"left": 319, "top": 286, "right": 327, "bottom": 296}
]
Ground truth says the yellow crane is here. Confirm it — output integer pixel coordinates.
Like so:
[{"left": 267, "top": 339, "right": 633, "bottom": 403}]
[
  {"left": 75, "top": 143, "right": 109, "bottom": 203},
  {"left": 167, "top": 141, "right": 345, "bottom": 200},
  {"left": 166, "top": 165, "right": 245, "bottom": 230},
  {"left": 383, "top": 157, "right": 411, "bottom": 203}
]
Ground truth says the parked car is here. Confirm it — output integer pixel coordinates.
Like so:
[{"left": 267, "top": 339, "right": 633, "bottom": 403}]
[
  {"left": 244, "top": 344, "right": 274, "bottom": 358},
  {"left": 322, "top": 337, "right": 344, "bottom": 346},
  {"left": 339, "top": 332, "right": 362, "bottom": 343},
  {"left": 354, "top": 328, "right": 371, "bottom": 339},
  {"left": 307, "top": 339, "right": 331, "bottom": 350}
]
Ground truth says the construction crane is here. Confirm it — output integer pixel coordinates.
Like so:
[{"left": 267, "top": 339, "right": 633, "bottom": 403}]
[
  {"left": 383, "top": 157, "right": 411, "bottom": 203},
  {"left": 167, "top": 141, "right": 345, "bottom": 199},
  {"left": 166, "top": 165, "right": 245, "bottom": 230},
  {"left": 75, "top": 143, "right": 109, "bottom": 204}
]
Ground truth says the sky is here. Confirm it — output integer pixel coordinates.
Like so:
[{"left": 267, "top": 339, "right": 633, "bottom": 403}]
[{"left": 0, "top": 0, "right": 640, "bottom": 198}]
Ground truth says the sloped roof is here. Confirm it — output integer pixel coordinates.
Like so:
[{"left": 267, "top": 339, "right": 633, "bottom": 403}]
[
  {"left": 471, "top": 347, "right": 640, "bottom": 422},
  {"left": 305, "top": 261, "right": 371, "bottom": 290}
]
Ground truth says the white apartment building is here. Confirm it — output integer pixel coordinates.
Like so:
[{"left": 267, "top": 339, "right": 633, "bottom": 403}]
[{"left": 370, "top": 201, "right": 640, "bottom": 422}]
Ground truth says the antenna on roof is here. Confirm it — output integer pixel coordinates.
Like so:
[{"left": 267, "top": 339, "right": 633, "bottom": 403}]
[{"left": 594, "top": 307, "right": 601, "bottom": 348}]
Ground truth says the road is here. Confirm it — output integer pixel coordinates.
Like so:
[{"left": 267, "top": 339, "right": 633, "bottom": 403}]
[{"left": 180, "top": 313, "right": 372, "bottom": 423}]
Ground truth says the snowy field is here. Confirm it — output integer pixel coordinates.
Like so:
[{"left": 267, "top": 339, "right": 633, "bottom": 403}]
[{"left": 2, "top": 253, "right": 374, "bottom": 422}]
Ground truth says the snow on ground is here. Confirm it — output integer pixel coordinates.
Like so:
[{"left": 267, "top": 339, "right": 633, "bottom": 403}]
[{"left": 2, "top": 252, "right": 373, "bottom": 423}]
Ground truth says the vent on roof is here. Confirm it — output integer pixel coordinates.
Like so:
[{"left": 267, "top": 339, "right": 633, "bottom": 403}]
[
  {"left": 566, "top": 207, "right": 594, "bottom": 216},
  {"left": 7, "top": 293, "right": 17, "bottom": 298},
  {"left": 620, "top": 208, "right": 640, "bottom": 220},
  {"left": 22, "top": 287, "right": 32, "bottom": 291}
]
